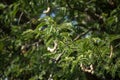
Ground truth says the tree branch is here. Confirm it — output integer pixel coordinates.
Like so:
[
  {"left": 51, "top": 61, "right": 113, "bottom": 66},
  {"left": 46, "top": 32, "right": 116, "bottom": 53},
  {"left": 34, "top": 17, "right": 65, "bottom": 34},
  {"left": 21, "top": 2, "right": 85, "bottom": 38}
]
[
  {"left": 21, "top": 39, "right": 42, "bottom": 54},
  {"left": 66, "top": 0, "right": 103, "bottom": 23},
  {"left": 73, "top": 28, "right": 91, "bottom": 41}
]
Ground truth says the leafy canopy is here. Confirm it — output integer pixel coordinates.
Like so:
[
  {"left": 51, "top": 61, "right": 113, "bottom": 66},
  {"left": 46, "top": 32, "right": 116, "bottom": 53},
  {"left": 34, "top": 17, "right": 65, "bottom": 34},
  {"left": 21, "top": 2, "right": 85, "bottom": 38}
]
[{"left": 0, "top": 0, "right": 120, "bottom": 80}]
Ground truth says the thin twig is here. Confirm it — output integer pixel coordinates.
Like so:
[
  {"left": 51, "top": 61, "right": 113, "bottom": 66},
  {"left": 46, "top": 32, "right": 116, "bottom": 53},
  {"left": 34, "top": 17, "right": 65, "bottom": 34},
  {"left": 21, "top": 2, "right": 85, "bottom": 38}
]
[
  {"left": 55, "top": 51, "right": 64, "bottom": 63},
  {"left": 21, "top": 39, "right": 42, "bottom": 54},
  {"left": 73, "top": 28, "right": 91, "bottom": 41},
  {"left": 109, "top": 45, "right": 113, "bottom": 58},
  {"left": 43, "top": 7, "right": 50, "bottom": 14},
  {"left": 48, "top": 51, "right": 64, "bottom": 80},
  {"left": 18, "top": 12, "right": 24, "bottom": 25}
]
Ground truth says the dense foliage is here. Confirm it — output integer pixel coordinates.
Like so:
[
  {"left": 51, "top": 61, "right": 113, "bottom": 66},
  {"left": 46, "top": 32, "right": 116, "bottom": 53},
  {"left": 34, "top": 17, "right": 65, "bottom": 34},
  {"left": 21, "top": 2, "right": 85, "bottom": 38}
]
[{"left": 0, "top": 0, "right": 120, "bottom": 80}]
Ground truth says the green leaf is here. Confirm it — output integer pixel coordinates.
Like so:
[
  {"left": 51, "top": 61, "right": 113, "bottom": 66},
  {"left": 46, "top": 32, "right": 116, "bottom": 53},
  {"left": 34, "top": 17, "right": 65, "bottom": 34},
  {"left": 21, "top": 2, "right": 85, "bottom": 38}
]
[{"left": 0, "top": 3, "right": 6, "bottom": 9}]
